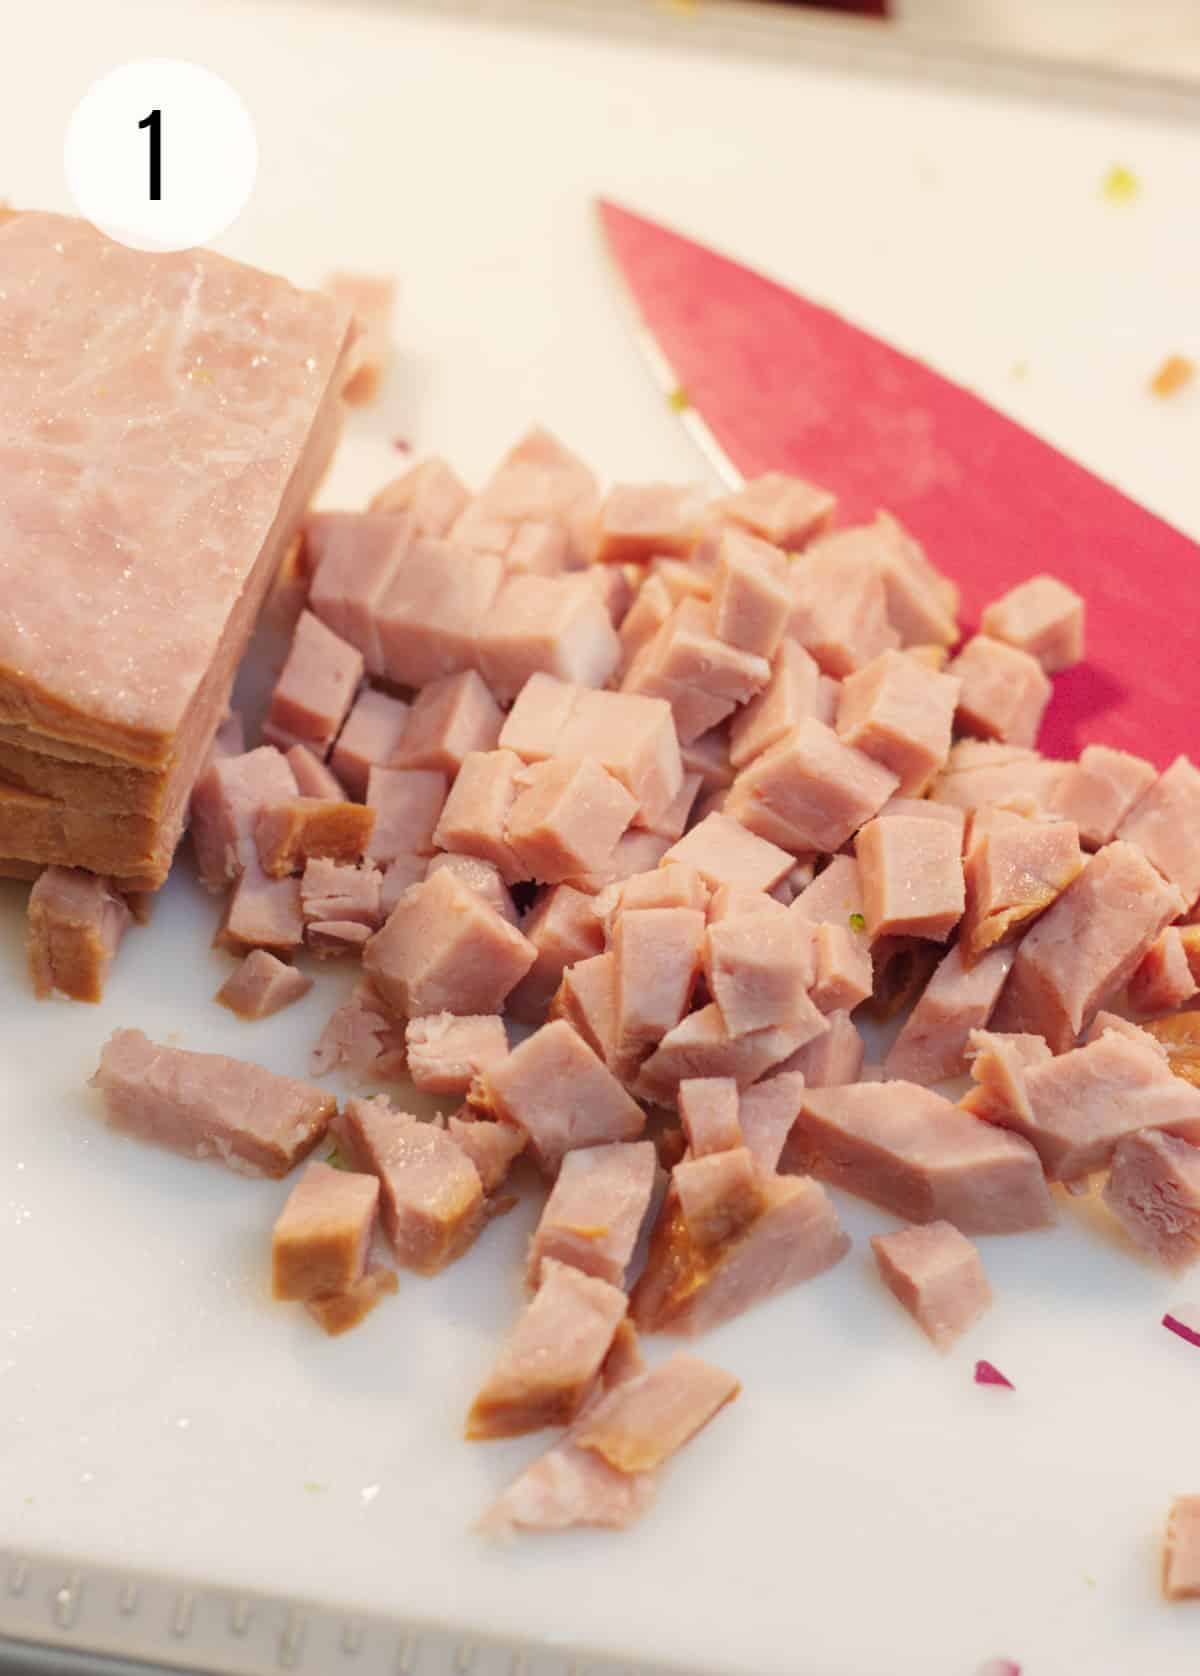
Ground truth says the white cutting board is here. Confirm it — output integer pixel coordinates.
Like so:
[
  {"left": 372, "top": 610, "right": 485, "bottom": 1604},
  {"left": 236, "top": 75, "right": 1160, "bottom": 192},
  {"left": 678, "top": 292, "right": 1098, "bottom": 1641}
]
[{"left": 1, "top": 4, "right": 1199, "bottom": 1674}]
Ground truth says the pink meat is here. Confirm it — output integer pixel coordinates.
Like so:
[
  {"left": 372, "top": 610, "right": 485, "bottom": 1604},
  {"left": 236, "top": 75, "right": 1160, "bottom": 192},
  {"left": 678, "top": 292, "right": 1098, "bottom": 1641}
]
[
  {"left": 959, "top": 810, "right": 1083, "bottom": 966},
  {"left": 190, "top": 746, "right": 299, "bottom": 890},
  {"left": 932, "top": 741, "right": 1067, "bottom": 818},
  {"left": 875, "top": 796, "right": 965, "bottom": 840},
  {"left": 506, "top": 757, "right": 638, "bottom": 884},
  {"left": 1117, "top": 756, "right": 1200, "bottom": 909},
  {"left": 610, "top": 862, "right": 710, "bottom": 923},
  {"left": 622, "top": 598, "right": 770, "bottom": 745},
  {"left": 432, "top": 748, "right": 525, "bottom": 884},
  {"left": 964, "top": 1029, "right": 1053, "bottom": 1125},
  {"left": 856, "top": 815, "right": 964, "bottom": 942},
  {"left": 451, "top": 427, "right": 599, "bottom": 567},
  {"left": 675, "top": 1146, "right": 764, "bottom": 1247},
  {"left": 707, "top": 883, "right": 790, "bottom": 925},
  {"left": 632, "top": 771, "right": 702, "bottom": 843},
  {"left": 363, "top": 766, "right": 446, "bottom": 864},
  {"left": 364, "top": 866, "right": 535, "bottom": 1017},
  {"left": 726, "top": 717, "right": 899, "bottom": 854},
  {"left": 835, "top": 649, "right": 959, "bottom": 797},
  {"left": 379, "top": 855, "right": 428, "bottom": 917},
  {"left": 255, "top": 798, "right": 375, "bottom": 877},
  {"left": 263, "top": 610, "right": 363, "bottom": 758},
  {"left": 336, "top": 1096, "right": 484, "bottom": 1272},
  {"left": 681, "top": 726, "right": 735, "bottom": 793},
  {"left": 506, "top": 521, "right": 571, "bottom": 576},
  {"left": 390, "top": 669, "right": 502, "bottom": 777},
  {"left": 309, "top": 978, "right": 406, "bottom": 1082},
  {"left": 884, "top": 942, "right": 1015, "bottom": 1084},
  {"left": 91, "top": 1028, "right": 333, "bottom": 1178},
  {"left": 477, "top": 574, "right": 620, "bottom": 703},
  {"left": 300, "top": 858, "right": 382, "bottom": 929},
  {"left": 446, "top": 1115, "right": 526, "bottom": 1196},
  {"left": 211, "top": 711, "right": 245, "bottom": 760},
  {"left": 330, "top": 688, "right": 411, "bottom": 800},
  {"left": 215, "top": 862, "right": 304, "bottom": 956},
  {"left": 792, "top": 1081, "right": 1053, "bottom": 1232},
  {"left": 738, "top": 1072, "right": 806, "bottom": 1173},
  {"left": 306, "top": 919, "right": 372, "bottom": 958},
  {"left": 305, "top": 511, "right": 414, "bottom": 675},
  {"left": 810, "top": 923, "right": 874, "bottom": 1012},
  {"left": 305, "top": 1264, "right": 397, "bottom": 1337},
  {"left": 593, "top": 482, "right": 706, "bottom": 565},
  {"left": 565, "top": 831, "right": 673, "bottom": 896},
  {"left": 369, "top": 455, "right": 470, "bottom": 536},
  {"left": 376, "top": 536, "right": 504, "bottom": 687},
  {"left": 678, "top": 1078, "right": 743, "bottom": 1157},
  {"left": 216, "top": 948, "right": 313, "bottom": 1020},
  {"left": 466, "top": 1259, "right": 629, "bottom": 1439},
  {"left": 709, "top": 528, "right": 791, "bottom": 659},
  {"left": 703, "top": 911, "right": 816, "bottom": 1037},
  {"left": 716, "top": 472, "right": 835, "bottom": 551},
  {"left": 991, "top": 841, "right": 1185, "bottom": 1051},
  {"left": 526, "top": 1139, "right": 658, "bottom": 1288},
  {"left": 573, "top": 1351, "right": 740, "bottom": 1473},
  {"left": 790, "top": 854, "right": 867, "bottom": 934},
  {"left": 979, "top": 574, "right": 1084, "bottom": 674},
  {"left": 26, "top": 866, "right": 131, "bottom": 1003},
  {"left": 323, "top": 270, "right": 394, "bottom": 404},
  {"left": 1103, "top": 1129, "right": 1200, "bottom": 1268},
  {"left": 729, "top": 641, "right": 823, "bottom": 771},
  {"left": 285, "top": 744, "right": 345, "bottom": 802},
  {"left": 806, "top": 515, "right": 958, "bottom": 648},
  {"left": 776, "top": 1009, "right": 865, "bottom": 1090},
  {"left": 611, "top": 906, "right": 706, "bottom": 1078},
  {"left": 404, "top": 1012, "right": 509, "bottom": 1096},
  {"left": 550, "top": 952, "right": 618, "bottom": 1065},
  {"left": 507, "top": 885, "right": 604, "bottom": 1023},
  {"left": 870, "top": 1221, "right": 992, "bottom": 1349},
  {"left": 271, "top": 1160, "right": 378, "bottom": 1300},
  {"left": 1164, "top": 1498, "right": 1200, "bottom": 1601},
  {"left": 632, "top": 1174, "right": 850, "bottom": 1335},
  {"left": 425, "top": 853, "right": 517, "bottom": 924},
  {"left": 618, "top": 575, "right": 675, "bottom": 674},
  {"left": 1129, "top": 929, "right": 1199, "bottom": 1016},
  {"left": 662, "top": 812, "right": 792, "bottom": 894},
  {"left": 1047, "top": 743, "right": 1156, "bottom": 849},
  {"left": 480, "top": 1019, "right": 646, "bottom": 1176},
  {"left": 636, "top": 1001, "right": 828, "bottom": 1109},
  {"left": 787, "top": 544, "right": 899, "bottom": 677},
  {"left": 948, "top": 635, "right": 1051, "bottom": 750}
]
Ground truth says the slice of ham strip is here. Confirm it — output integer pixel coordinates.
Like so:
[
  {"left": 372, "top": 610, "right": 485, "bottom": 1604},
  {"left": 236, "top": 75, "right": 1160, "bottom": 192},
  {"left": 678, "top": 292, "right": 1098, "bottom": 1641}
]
[
  {"left": 26, "top": 866, "right": 131, "bottom": 1002},
  {"left": 572, "top": 1352, "right": 740, "bottom": 1473},
  {"left": 884, "top": 942, "right": 1015, "bottom": 1085}
]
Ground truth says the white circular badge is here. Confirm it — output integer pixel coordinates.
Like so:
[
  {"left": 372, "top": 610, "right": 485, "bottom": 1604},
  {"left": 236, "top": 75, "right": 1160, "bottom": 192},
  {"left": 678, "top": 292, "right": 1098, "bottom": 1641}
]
[{"left": 64, "top": 59, "right": 257, "bottom": 253}]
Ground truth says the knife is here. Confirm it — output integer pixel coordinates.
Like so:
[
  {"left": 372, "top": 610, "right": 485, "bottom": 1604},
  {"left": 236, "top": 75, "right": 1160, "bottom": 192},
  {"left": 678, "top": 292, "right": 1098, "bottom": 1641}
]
[{"left": 596, "top": 197, "right": 1197, "bottom": 768}]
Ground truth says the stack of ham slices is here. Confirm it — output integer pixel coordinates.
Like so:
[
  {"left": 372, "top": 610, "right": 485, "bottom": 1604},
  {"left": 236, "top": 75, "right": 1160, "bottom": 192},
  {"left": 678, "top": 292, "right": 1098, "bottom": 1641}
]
[{"left": 58, "top": 421, "right": 1200, "bottom": 1546}]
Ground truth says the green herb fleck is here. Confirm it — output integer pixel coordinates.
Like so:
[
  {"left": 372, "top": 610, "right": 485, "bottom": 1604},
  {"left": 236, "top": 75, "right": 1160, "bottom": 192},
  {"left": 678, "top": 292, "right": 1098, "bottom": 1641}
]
[
  {"left": 23, "top": 1495, "right": 33, "bottom": 1506},
  {"left": 667, "top": 386, "right": 691, "bottom": 413},
  {"left": 849, "top": 912, "right": 866, "bottom": 933},
  {"left": 325, "top": 1141, "right": 350, "bottom": 1171},
  {"left": 1084, "top": 1574, "right": 1097, "bottom": 1589},
  {"left": 1011, "top": 360, "right": 1029, "bottom": 381},
  {"left": 1102, "top": 164, "right": 1139, "bottom": 204},
  {"left": 304, "top": 1481, "right": 325, "bottom": 1494}
]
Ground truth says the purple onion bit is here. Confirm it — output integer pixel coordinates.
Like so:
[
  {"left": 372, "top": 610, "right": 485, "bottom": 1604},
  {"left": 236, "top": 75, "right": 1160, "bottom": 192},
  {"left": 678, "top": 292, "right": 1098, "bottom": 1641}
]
[
  {"left": 1162, "top": 1311, "right": 1200, "bottom": 1349},
  {"left": 974, "top": 1359, "right": 1015, "bottom": 1390}
]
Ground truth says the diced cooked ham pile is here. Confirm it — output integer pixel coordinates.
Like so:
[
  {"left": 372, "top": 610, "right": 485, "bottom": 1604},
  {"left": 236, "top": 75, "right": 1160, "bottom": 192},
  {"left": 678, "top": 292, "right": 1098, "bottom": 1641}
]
[{"left": 63, "top": 427, "right": 1200, "bottom": 1553}]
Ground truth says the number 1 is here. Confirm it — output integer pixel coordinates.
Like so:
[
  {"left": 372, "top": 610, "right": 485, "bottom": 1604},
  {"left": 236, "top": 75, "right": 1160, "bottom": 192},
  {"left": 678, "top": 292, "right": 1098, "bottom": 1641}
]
[{"left": 138, "top": 109, "right": 161, "bottom": 200}]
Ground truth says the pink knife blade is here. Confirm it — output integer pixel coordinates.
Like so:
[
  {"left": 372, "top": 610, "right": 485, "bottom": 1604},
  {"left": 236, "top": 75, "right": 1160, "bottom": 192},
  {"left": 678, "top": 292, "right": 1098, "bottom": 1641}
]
[{"left": 596, "top": 197, "right": 1197, "bottom": 768}]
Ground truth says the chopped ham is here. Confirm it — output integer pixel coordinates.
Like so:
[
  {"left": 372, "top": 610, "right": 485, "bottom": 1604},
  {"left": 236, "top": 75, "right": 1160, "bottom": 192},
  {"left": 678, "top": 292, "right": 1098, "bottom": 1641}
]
[
  {"left": 300, "top": 858, "right": 382, "bottom": 928},
  {"left": 271, "top": 1160, "right": 379, "bottom": 1300},
  {"left": 1129, "top": 929, "right": 1199, "bottom": 1016},
  {"left": 959, "top": 810, "right": 1083, "bottom": 966},
  {"left": 211, "top": 711, "right": 245, "bottom": 760},
  {"left": 364, "top": 867, "right": 535, "bottom": 1017},
  {"left": 477, "top": 574, "right": 620, "bottom": 702},
  {"left": 856, "top": 815, "right": 964, "bottom": 941},
  {"left": 787, "top": 542, "right": 899, "bottom": 677},
  {"left": 566, "top": 830, "right": 673, "bottom": 895},
  {"left": 790, "top": 855, "right": 867, "bottom": 933},
  {"left": 636, "top": 1002, "right": 827, "bottom": 1109},
  {"left": 405, "top": 1013, "right": 509, "bottom": 1096},
  {"left": 480, "top": 1019, "right": 645, "bottom": 1176},
  {"left": 309, "top": 978, "right": 406, "bottom": 1082},
  {"left": 1047, "top": 743, "right": 1156, "bottom": 849},
  {"left": 27, "top": 867, "right": 131, "bottom": 1002},
  {"left": 263, "top": 610, "right": 363, "bottom": 758},
  {"left": 330, "top": 688, "right": 411, "bottom": 800},
  {"left": 573, "top": 1352, "right": 740, "bottom": 1472},
  {"left": 255, "top": 798, "right": 374, "bottom": 876},
  {"left": 285, "top": 743, "right": 346, "bottom": 802},
  {"left": 215, "top": 863, "right": 303, "bottom": 957},
  {"left": 507, "top": 885, "right": 604, "bottom": 1023},
  {"left": 703, "top": 911, "right": 816, "bottom": 1037},
  {"left": 1117, "top": 756, "right": 1200, "bottom": 908},
  {"left": 965, "top": 1030, "right": 1052, "bottom": 1125},
  {"left": 729, "top": 641, "right": 823, "bottom": 770},
  {"left": 324, "top": 271, "right": 394, "bottom": 405},
  {"left": 716, "top": 472, "right": 835, "bottom": 550},
  {"left": 451, "top": 427, "right": 599, "bottom": 567},
  {"left": 305, "top": 511, "right": 413, "bottom": 675},
  {"left": 506, "top": 521, "right": 571, "bottom": 576},
  {"left": 618, "top": 575, "right": 674, "bottom": 673},
  {"left": 364, "top": 766, "right": 446, "bottom": 864},
  {"left": 810, "top": 923, "right": 874, "bottom": 1012},
  {"left": 425, "top": 853, "right": 517, "bottom": 924},
  {"left": 611, "top": 863, "right": 710, "bottom": 922},
  {"left": 932, "top": 741, "right": 1066, "bottom": 818},
  {"left": 306, "top": 1265, "right": 398, "bottom": 1336},
  {"left": 948, "top": 635, "right": 1051, "bottom": 750},
  {"left": 792, "top": 1081, "right": 1054, "bottom": 1232},
  {"left": 708, "top": 883, "right": 790, "bottom": 925},
  {"left": 91, "top": 1028, "right": 333, "bottom": 1178},
  {"left": 376, "top": 536, "right": 505, "bottom": 688},
  {"left": 776, "top": 1010, "right": 864, "bottom": 1090},
  {"left": 979, "top": 574, "right": 1084, "bottom": 674},
  {"left": 679, "top": 1078, "right": 743, "bottom": 1157},
  {"left": 611, "top": 906, "right": 706, "bottom": 1077},
  {"left": 446, "top": 1115, "right": 526, "bottom": 1195},
  {"left": 632, "top": 771, "right": 702, "bottom": 843},
  {"left": 875, "top": 797, "right": 965, "bottom": 840},
  {"left": 738, "top": 1072, "right": 806, "bottom": 1173},
  {"left": 1163, "top": 1498, "right": 1200, "bottom": 1600},
  {"left": 870, "top": 1221, "right": 992, "bottom": 1349},
  {"left": 674, "top": 1146, "right": 764, "bottom": 1247},
  {"left": 680, "top": 728, "right": 733, "bottom": 796},
  {"left": 1103, "top": 1129, "right": 1200, "bottom": 1268},
  {"left": 662, "top": 812, "right": 792, "bottom": 894},
  {"left": 593, "top": 482, "right": 705, "bottom": 565},
  {"left": 379, "top": 855, "right": 428, "bottom": 917},
  {"left": 216, "top": 949, "right": 312, "bottom": 1020},
  {"left": 622, "top": 598, "right": 770, "bottom": 745},
  {"left": 550, "top": 952, "right": 618, "bottom": 1064},
  {"left": 650, "top": 553, "right": 715, "bottom": 604},
  {"left": 991, "top": 841, "right": 1185, "bottom": 1051},
  {"left": 726, "top": 718, "right": 899, "bottom": 854},
  {"left": 710, "top": 529, "right": 791, "bottom": 659},
  {"left": 506, "top": 758, "right": 638, "bottom": 884},
  {"left": 835, "top": 649, "right": 959, "bottom": 797},
  {"left": 632, "top": 1174, "right": 849, "bottom": 1335},
  {"left": 432, "top": 749, "right": 525, "bottom": 884},
  {"left": 190, "top": 747, "right": 299, "bottom": 890},
  {"left": 884, "top": 942, "right": 1015, "bottom": 1084},
  {"left": 336, "top": 1096, "right": 484, "bottom": 1272},
  {"left": 526, "top": 1140, "right": 658, "bottom": 1288},
  {"left": 825, "top": 514, "right": 959, "bottom": 647},
  {"left": 390, "top": 669, "right": 503, "bottom": 778},
  {"left": 306, "top": 919, "right": 372, "bottom": 958},
  {"left": 368, "top": 455, "right": 470, "bottom": 536}
]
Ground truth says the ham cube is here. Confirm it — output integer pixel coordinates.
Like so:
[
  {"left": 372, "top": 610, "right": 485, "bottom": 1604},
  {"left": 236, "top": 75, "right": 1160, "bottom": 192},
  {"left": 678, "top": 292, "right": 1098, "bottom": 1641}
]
[
  {"left": 1129, "top": 929, "right": 1199, "bottom": 1015},
  {"left": 682, "top": 726, "right": 735, "bottom": 792},
  {"left": 405, "top": 1012, "right": 509, "bottom": 1096},
  {"left": 726, "top": 718, "right": 898, "bottom": 854},
  {"left": 856, "top": 815, "right": 964, "bottom": 941},
  {"left": 285, "top": 744, "right": 345, "bottom": 802},
  {"left": 631, "top": 771, "right": 702, "bottom": 843},
  {"left": 623, "top": 599, "right": 770, "bottom": 745},
  {"left": 776, "top": 1010, "right": 864, "bottom": 1090},
  {"left": 446, "top": 1115, "right": 526, "bottom": 1196},
  {"left": 567, "top": 831, "right": 672, "bottom": 895},
  {"left": 703, "top": 912, "right": 817, "bottom": 1037},
  {"left": 466, "top": 1260, "right": 629, "bottom": 1439},
  {"left": 336, "top": 1097, "right": 484, "bottom": 1272},
  {"left": 215, "top": 863, "right": 303, "bottom": 956},
  {"left": 310, "top": 978, "right": 406, "bottom": 1082},
  {"left": 550, "top": 952, "right": 618, "bottom": 1065},
  {"left": 300, "top": 858, "right": 382, "bottom": 928},
  {"left": 505, "top": 521, "right": 571, "bottom": 576},
  {"left": 964, "top": 1029, "right": 1052, "bottom": 1124},
  {"left": 737, "top": 1072, "right": 806, "bottom": 1174},
  {"left": 390, "top": 669, "right": 502, "bottom": 777},
  {"left": 324, "top": 271, "right": 394, "bottom": 404},
  {"left": 792, "top": 1082, "right": 1053, "bottom": 1232},
  {"left": 190, "top": 746, "right": 299, "bottom": 890},
  {"left": 593, "top": 482, "right": 705, "bottom": 564},
  {"left": 432, "top": 749, "right": 525, "bottom": 884},
  {"left": 650, "top": 554, "right": 716, "bottom": 604},
  {"left": 452, "top": 427, "right": 599, "bottom": 566},
  {"left": 876, "top": 797, "right": 965, "bottom": 839},
  {"left": 991, "top": 841, "right": 1185, "bottom": 1051},
  {"left": 27, "top": 867, "right": 131, "bottom": 1002},
  {"left": 306, "top": 511, "right": 413, "bottom": 676},
  {"left": 216, "top": 948, "right": 312, "bottom": 1019},
  {"left": 1164, "top": 1498, "right": 1200, "bottom": 1601},
  {"left": 810, "top": 923, "right": 874, "bottom": 1012},
  {"left": 305, "top": 1265, "right": 398, "bottom": 1337},
  {"left": 674, "top": 1146, "right": 764, "bottom": 1247},
  {"left": 807, "top": 516, "right": 959, "bottom": 648},
  {"left": 729, "top": 641, "right": 823, "bottom": 771},
  {"left": 364, "top": 766, "right": 446, "bottom": 863},
  {"left": 679, "top": 1078, "right": 742, "bottom": 1156},
  {"left": 612, "top": 907, "right": 706, "bottom": 1077},
  {"left": 790, "top": 854, "right": 867, "bottom": 933},
  {"left": 708, "top": 883, "right": 790, "bottom": 925},
  {"left": 368, "top": 455, "right": 470, "bottom": 536},
  {"left": 618, "top": 575, "right": 674, "bottom": 673},
  {"left": 527, "top": 1139, "right": 657, "bottom": 1288},
  {"left": 636, "top": 1002, "right": 827, "bottom": 1109},
  {"left": 932, "top": 741, "right": 1066, "bottom": 818},
  {"left": 477, "top": 574, "right": 620, "bottom": 702},
  {"left": 306, "top": 920, "right": 372, "bottom": 958},
  {"left": 376, "top": 536, "right": 504, "bottom": 687},
  {"left": 91, "top": 1028, "right": 333, "bottom": 1178},
  {"left": 507, "top": 885, "right": 604, "bottom": 1024},
  {"left": 379, "top": 855, "right": 428, "bottom": 917},
  {"left": 1048, "top": 743, "right": 1156, "bottom": 849},
  {"left": 960, "top": 811, "right": 1083, "bottom": 966},
  {"left": 788, "top": 544, "right": 899, "bottom": 677},
  {"left": 271, "top": 1161, "right": 378, "bottom": 1300},
  {"left": 573, "top": 1352, "right": 740, "bottom": 1473},
  {"left": 662, "top": 812, "right": 792, "bottom": 894},
  {"left": 716, "top": 472, "right": 835, "bottom": 550},
  {"left": 506, "top": 758, "right": 638, "bottom": 884},
  {"left": 980, "top": 574, "right": 1084, "bottom": 674},
  {"left": 1117, "top": 756, "right": 1200, "bottom": 908},
  {"left": 884, "top": 942, "right": 1014, "bottom": 1084},
  {"left": 948, "top": 635, "right": 1052, "bottom": 750},
  {"left": 870, "top": 1221, "right": 992, "bottom": 1349},
  {"left": 425, "top": 853, "right": 517, "bottom": 924},
  {"left": 331, "top": 688, "right": 411, "bottom": 800},
  {"left": 480, "top": 1019, "right": 646, "bottom": 1176},
  {"left": 1103, "top": 1129, "right": 1200, "bottom": 1268},
  {"left": 612, "top": 862, "right": 710, "bottom": 921},
  {"left": 264, "top": 611, "right": 363, "bottom": 758},
  {"left": 835, "top": 650, "right": 959, "bottom": 797},
  {"left": 710, "top": 529, "right": 791, "bottom": 659},
  {"left": 256, "top": 798, "right": 374, "bottom": 876},
  {"left": 632, "top": 1175, "right": 849, "bottom": 1335},
  {"left": 364, "top": 867, "right": 535, "bottom": 1017}
]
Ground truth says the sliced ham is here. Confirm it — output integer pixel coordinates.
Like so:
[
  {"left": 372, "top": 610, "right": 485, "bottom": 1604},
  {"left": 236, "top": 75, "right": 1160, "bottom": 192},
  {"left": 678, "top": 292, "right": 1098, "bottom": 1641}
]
[
  {"left": 446, "top": 1115, "right": 526, "bottom": 1196},
  {"left": 330, "top": 688, "right": 411, "bottom": 800},
  {"left": 1047, "top": 743, "right": 1156, "bottom": 849},
  {"left": 190, "top": 746, "right": 299, "bottom": 890},
  {"left": 948, "top": 635, "right": 1051, "bottom": 750},
  {"left": 285, "top": 743, "right": 346, "bottom": 802},
  {"left": 707, "top": 883, "right": 790, "bottom": 925},
  {"left": 618, "top": 576, "right": 675, "bottom": 674},
  {"left": 271, "top": 1160, "right": 379, "bottom": 1300},
  {"left": 451, "top": 427, "right": 599, "bottom": 567},
  {"left": 368, "top": 455, "right": 470, "bottom": 536},
  {"left": 505, "top": 757, "right": 638, "bottom": 884},
  {"left": 661, "top": 812, "right": 792, "bottom": 894},
  {"left": 1116, "top": 756, "right": 1200, "bottom": 909},
  {"left": 379, "top": 855, "right": 428, "bottom": 917},
  {"left": 979, "top": 574, "right": 1085, "bottom": 674},
  {"left": 610, "top": 862, "right": 710, "bottom": 921},
  {"left": 964, "top": 1030, "right": 1052, "bottom": 1125},
  {"left": 835, "top": 649, "right": 959, "bottom": 797},
  {"left": 726, "top": 717, "right": 899, "bottom": 854},
  {"left": 216, "top": 949, "right": 312, "bottom": 1020},
  {"left": 1103, "top": 1129, "right": 1200, "bottom": 1268},
  {"left": 573, "top": 1352, "right": 739, "bottom": 1473},
  {"left": 931, "top": 740, "right": 1066, "bottom": 818},
  {"left": 390, "top": 669, "right": 503, "bottom": 777},
  {"left": 363, "top": 766, "right": 447, "bottom": 864},
  {"left": 959, "top": 811, "right": 1083, "bottom": 966},
  {"left": 526, "top": 1139, "right": 658, "bottom": 1289},
  {"left": 26, "top": 866, "right": 131, "bottom": 1002},
  {"left": 703, "top": 911, "right": 816, "bottom": 1038},
  {"left": 631, "top": 771, "right": 702, "bottom": 843},
  {"left": 263, "top": 610, "right": 363, "bottom": 759},
  {"left": 91, "top": 1028, "right": 334, "bottom": 1178},
  {"left": 404, "top": 1013, "right": 509, "bottom": 1096},
  {"left": 255, "top": 798, "right": 374, "bottom": 877},
  {"left": 884, "top": 942, "right": 1015, "bottom": 1084},
  {"left": 566, "top": 830, "right": 673, "bottom": 895},
  {"left": 856, "top": 815, "right": 964, "bottom": 942},
  {"left": 804, "top": 514, "right": 958, "bottom": 648},
  {"left": 870, "top": 1221, "right": 992, "bottom": 1349}
]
